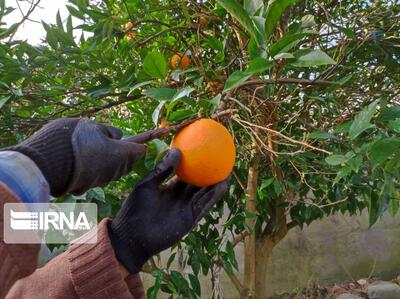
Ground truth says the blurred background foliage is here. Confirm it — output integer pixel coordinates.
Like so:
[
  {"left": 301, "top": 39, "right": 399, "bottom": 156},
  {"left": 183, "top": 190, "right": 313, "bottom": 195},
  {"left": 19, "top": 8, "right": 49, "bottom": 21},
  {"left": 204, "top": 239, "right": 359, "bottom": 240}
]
[{"left": 1, "top": 0, "right": 400, "bottom": 297}]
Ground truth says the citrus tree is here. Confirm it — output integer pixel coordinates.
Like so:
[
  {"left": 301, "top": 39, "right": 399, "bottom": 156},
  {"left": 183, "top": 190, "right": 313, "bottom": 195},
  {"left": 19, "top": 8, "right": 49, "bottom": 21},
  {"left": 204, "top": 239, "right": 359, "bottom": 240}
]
[{"left": 1, "top": 0, "right": 400, "bottom": 298}]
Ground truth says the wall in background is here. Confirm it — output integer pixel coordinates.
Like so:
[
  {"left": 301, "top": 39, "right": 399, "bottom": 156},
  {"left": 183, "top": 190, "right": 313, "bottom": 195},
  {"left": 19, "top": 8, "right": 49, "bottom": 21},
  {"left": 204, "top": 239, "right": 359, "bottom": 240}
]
[{"left": 142, "top": 211, "right": 400, "bottom": 298}]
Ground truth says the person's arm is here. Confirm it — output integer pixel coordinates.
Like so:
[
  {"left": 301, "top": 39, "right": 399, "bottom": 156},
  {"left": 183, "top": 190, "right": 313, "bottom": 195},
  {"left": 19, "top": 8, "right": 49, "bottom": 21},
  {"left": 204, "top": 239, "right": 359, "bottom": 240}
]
[
  {"left": 0, "top": 151, "right": 142, "bottom": 298},
  {"left": 0, "top": 182, "right": 40, "bottom": 298},
  {"left": 6, "top": 219, "right": 138, "bottom": 299},
  {"left": 0, "top": 150, "right": 48, "bottom": 298},
  {"left": 0, "top": 119, "right": 164, "bottom": 298}
]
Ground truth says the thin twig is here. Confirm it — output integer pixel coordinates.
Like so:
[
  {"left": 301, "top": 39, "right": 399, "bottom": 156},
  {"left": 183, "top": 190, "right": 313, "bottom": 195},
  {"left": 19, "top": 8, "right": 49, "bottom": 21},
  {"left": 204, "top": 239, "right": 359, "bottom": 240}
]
[{"left": 235, "top": 118, "right": 332, "bottom": 155}]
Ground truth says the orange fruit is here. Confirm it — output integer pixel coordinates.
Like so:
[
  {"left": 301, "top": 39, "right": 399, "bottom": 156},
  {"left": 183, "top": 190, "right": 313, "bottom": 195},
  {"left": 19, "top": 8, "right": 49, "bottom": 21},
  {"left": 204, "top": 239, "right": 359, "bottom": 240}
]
[
  {"left": 170, "top": 54, "right": 190, "bottom": 70},
  {"left": 127, "top": 31, "right": 136, "bottom": 40},
  {"left": 158, "top": 116, "right": 170, "bottom": 128},
  {"left": 171, "top": 118, "right": 235, "bottom": 187},
  {"left": 199, "top": 15, "right": 207, "bottom": 28},
  {"left": 181, "top": 55, "right": 190, "bottom": 70},
  {"left": 124, "top": 22, "right": 136, "bottom": 40},
  {"left": 125, "top": 21, "right": 134, "bottom": 31}
]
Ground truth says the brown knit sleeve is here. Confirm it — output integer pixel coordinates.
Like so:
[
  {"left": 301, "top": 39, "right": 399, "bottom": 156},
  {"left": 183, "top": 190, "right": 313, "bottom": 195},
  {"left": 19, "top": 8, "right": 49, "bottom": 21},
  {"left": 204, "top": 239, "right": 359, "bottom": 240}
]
[
  {"left": 0, "top": 182, "right": 40, "bottom": 299},
  {"left": 67, "top": 219, "right": 133, "bottom": 298},
  {"left": 6, "top": 219, "right": 135, "bottom": 299},
  {"left": 125, "top": 273, "right": 146, "bottom": 299}
]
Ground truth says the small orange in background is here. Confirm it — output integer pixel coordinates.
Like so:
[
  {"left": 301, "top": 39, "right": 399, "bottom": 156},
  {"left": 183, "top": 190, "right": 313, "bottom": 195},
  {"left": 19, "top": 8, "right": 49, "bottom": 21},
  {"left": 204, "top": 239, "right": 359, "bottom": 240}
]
[
  {"left": 126, "top": 31, "right": 136, "bottom": 40},
  {"left": 158, "top": 116, "right": 170, "bottom": 128},
  {"left": 170, "top": 54, "right": 190, "bottom": 70},
  {"left": 171, "top": 118, "right": 236, "bottom": 187},
  {"left": 124, "top": 21, "right": 134, "bottom": 31},
  {"left": 199, "top": 14, "right": 207, "bottom": 28},
  {"left": 124, "top": 21, "right": 136, "bottom": 40}
]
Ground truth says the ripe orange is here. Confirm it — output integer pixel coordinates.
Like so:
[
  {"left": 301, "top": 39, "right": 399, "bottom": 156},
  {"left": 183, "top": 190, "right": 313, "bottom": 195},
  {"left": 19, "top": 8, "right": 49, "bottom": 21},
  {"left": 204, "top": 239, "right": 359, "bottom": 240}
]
[
  {"left": 158, "top": 116, "right": 170, "bottom": 128},
  {"left": 181, "top": 55, "right": 190, "bottom": 70},
  {"left": 126, "top": 31, "right": 136, "bottom": 40},
  {"left": 199, "top": 15, "right": 207, "bottom": 28},
  {"left": 125, "top": 21, "right": 134, "bottom": 31},
  {"left": 170, "top": 54, "right": 190, "bottom": 70},
  {"left": 171, "top": 118, "right": 236, "bottom": 187},
  {"left": 124, "top": 22, "right": 136, "bottom": 40}
]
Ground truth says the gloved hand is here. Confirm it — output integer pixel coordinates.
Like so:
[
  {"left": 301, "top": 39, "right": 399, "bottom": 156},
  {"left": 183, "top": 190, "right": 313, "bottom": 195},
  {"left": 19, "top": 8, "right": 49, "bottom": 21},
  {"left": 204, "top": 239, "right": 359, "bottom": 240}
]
[
  {"left": 8, "top": 118, "right": 167, "bottom": 197},
  {"left": 108, "top": 148, "right": 229, "bottom": 273}
]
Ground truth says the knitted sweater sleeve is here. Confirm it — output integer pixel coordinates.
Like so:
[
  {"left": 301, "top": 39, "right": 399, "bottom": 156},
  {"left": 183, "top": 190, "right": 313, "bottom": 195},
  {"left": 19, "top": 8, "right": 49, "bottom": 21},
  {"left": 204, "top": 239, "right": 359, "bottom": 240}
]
[{"left": 1, "top": 182, "right": 145, "bottom": 299}]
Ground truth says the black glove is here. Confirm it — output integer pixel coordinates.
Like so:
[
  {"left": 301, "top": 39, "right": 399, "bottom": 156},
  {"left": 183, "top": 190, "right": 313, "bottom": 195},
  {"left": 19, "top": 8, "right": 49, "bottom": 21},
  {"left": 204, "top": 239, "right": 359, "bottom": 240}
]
[
  {"left": 108, "top": 148, "right": 229, "bottom": 273},
  {"left": 8, "top": 118, "right": 167, "bottom": 196}
]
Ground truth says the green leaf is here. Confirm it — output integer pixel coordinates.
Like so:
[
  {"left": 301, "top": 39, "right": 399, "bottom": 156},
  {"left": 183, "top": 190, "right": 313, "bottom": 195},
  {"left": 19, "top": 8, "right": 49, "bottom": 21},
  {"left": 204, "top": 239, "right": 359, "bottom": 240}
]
[
  {"left": 0, "top": 23, "right": 18, "bottom": 39},
  {"left": 326, "top": 74, "right": 353, "bottom": 92},
  {"left": 309, "top": 131, "right": 337, "bottom": 140},
  {"left": 166, "top": 252, "right": 176, "bottom": 268},
  {"left": 145, "top": 139, "right": 169, "bottom": 169},
  {"left": 269, "top": 33, "right": 311, "bottom": 57},
  {"left": 0, "top": 95, "right": 11, "bottom": 109},
  {"left": 378, "top": 106, "right": 400, "bottom": 122},
  {"left": 292, "top": 50, "right": 336, "bottom": 67},
  {"left": 388, "top": 194, "right": 400, "bottom": 217},
  {"left": 300, "top": 15, "right": 316, "bottom": 28},
  {"left": 188, "top": 274, "right": 201, "bottom": 297},
  {"left": 244, "top": 0, "right": 264, "bottom": 15},
  {"left": 368, "top": 187, "right": 385, "bottom": 227},
  {"left": 265, "top": 0, "right": 299, "bottom": 39},
  {"left": 210, "top": 94, "right": 221, "bottom": 114},
  {"left": 172, "top": 87, "right": 195, "bottom": 102},
  {"left": 348, "top": 155, "right": 363, "bottom": 172},
  {"left": 56, "top": 10, "right": 63, "bottom": 30},
  {"left": 152, "top": 101, "right": 166, "bottom": 125},
  {"left": 260, "top": 178, "right": 274, "bottom": 190},
  {"left": 169, "top": 109, "right": 195, "bottom": 122},
  {"left": 225, "top": 241, "right": 237, "bottom": 269},
  {"left": 334, "top": 165, "right": 352, "bottom": 184},
  {"left": 325, "top": 154, "right": 348, "bottom": 166},
  {"left": 216, "top": 0, "right": 261, "bottom": 44},
  {"left": 86, "top": 187, "right": 105, "bottom": 202},
  {"left": 369, "top": 138, "right": 400, "bottom": 164},
  {"left": 331, "top": 23, "right": 356, "bottom": 39},
  {"left": 66, "top": 16, "right": 73, "bottom": 35},
  {"left": 273, "top": 52, "right": 295, "bottom": 59},
  {"left": 388, "top": 118, "right": 400, "bottom": 133},
  {"left": 128, "top": 80, "right": 155, "bottom": 95},
  {"left": 223, "top": 71, "right": 251, "bottom": 92},
  {"left": 244, "top": 57, "right": 272, "bottom": 75},
  {"left": 88, "top": 87, "right": 110, "bottom": 99},
  {"left": 204, "top": 37, "right": 223, "bottom": 51},
  {"left": 348, "top": 101, "right": 378, "bottom": 140},
  {"left": 169, "top": 271, "right": 189, "bottom": 291},
  {"left": 66, "top": 5, "right": 85, "bottom": 20},
  {"left": 144, "top": 88, "right": 176, "bottom": 102},
  {"left": 248, "top": 36, "right": 266, "bottom": 59},
  {"left": 143, "top": 52, "right": 167, "bottom": 79},
  {"left": 335, "top": 121, "right": 351, "bottom": 133}
]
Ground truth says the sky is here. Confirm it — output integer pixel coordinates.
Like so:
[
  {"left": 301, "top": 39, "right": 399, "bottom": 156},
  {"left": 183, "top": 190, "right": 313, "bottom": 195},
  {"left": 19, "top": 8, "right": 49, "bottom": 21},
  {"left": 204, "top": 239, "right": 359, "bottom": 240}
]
[{"left": 4, "top": 0, "right": 73, "bottom": 45}]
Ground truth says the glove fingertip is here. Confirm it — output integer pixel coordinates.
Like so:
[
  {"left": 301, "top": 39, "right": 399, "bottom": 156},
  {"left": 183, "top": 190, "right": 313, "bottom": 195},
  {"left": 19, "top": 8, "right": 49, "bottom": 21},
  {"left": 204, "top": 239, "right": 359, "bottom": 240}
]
[
  {"left": 163, "top": 148, "right": 182, "bottom": 168},
  {"left": 125, "top": 142, "right": 147, "bottom": 161},
  {"left": 106, "top": 125, "right": 124, "bottom": 139}
]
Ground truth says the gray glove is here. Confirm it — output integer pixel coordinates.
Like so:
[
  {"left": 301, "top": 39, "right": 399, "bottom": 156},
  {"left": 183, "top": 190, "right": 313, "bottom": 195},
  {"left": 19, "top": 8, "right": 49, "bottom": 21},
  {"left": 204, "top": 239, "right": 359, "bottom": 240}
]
[
  {"left": 9, "top": 118, "right": 167, "bottom": 196},
  {"left": 108, "top": 149, "right": 229, "bottom": 273}
]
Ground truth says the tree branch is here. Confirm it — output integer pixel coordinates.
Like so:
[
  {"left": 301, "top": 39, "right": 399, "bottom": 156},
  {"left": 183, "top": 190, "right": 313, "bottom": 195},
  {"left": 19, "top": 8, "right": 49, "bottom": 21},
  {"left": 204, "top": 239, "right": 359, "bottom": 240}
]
[
  {"left": 287, "top": 221, "right": 298, "bottom": 230},
  {"left": 232, "top": 231, "right": 250, "bottom": 247},
  {"left": 230, "top": 78, "right": 335, "bottom": 93},
  {"left": 67, "top": 94, "right": 142, "bottom": 117},
  {"left": 224, "top": 267, "right": 247, "bottom": 296}
]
